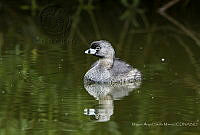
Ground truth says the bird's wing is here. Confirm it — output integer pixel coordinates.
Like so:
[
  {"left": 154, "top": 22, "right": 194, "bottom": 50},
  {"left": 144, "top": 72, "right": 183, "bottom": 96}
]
[{"left": 112, "top": 58, "right": 133, "bottom": 75}]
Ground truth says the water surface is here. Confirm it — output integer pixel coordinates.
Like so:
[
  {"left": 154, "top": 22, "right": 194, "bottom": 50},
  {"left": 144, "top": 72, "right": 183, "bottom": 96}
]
[{"left": 0, "top": 7, "right": 200, "bottom": 135}]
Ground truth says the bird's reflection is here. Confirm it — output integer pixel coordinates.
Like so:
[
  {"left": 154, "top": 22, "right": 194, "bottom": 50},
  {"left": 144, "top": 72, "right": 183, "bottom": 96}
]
[{"left": 84, "top": 81, "right": 141, "bottom": 122}]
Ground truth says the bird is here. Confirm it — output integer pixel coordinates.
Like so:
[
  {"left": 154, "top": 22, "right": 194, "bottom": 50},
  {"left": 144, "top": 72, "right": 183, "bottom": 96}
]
[{"left": 84, "top": 40, "right": 141, "bottom": 84}]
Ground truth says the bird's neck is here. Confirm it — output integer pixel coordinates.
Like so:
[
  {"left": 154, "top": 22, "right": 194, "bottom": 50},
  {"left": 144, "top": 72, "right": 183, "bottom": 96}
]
[{"left": 98, "top": 57, "right": 114, "bottom": 69}]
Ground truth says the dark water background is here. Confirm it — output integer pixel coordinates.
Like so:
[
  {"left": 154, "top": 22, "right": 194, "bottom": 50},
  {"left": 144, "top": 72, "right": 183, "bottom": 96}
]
[{"left": 0, "top": 0, "right": 200, "bottom": 135}]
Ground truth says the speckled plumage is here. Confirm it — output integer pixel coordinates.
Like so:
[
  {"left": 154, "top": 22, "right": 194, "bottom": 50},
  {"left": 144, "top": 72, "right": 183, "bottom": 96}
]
[{"left": 84, "top": 40, "right": 141, "bottom": 84}]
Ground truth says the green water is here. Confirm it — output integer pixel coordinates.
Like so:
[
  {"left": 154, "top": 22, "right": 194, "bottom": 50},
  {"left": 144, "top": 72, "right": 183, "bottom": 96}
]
[{"left": 0, "top": 7, "right": 200, "bottom": 135}]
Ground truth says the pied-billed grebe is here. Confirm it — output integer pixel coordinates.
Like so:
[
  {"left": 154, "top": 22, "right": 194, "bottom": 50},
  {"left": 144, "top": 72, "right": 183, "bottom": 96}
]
[{"left": 84, "top": 40, "right": 141, "bottom": 84}]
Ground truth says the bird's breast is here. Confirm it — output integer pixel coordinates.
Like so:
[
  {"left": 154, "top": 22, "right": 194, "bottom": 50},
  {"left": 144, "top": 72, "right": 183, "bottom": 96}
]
[{"left": 84, "top": 67, "right": 111, "bottom": 83}]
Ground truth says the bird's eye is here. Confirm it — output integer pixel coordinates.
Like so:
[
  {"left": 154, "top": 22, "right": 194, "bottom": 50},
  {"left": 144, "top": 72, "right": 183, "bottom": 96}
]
[{"left": 96, "top": 47, "right": 101, "bottom": 50}]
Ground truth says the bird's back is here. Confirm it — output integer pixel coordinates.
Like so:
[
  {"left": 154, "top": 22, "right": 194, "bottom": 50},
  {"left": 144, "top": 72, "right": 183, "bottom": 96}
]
[{"left": 111, "top": 58, "right": 133, "bottom": 76}]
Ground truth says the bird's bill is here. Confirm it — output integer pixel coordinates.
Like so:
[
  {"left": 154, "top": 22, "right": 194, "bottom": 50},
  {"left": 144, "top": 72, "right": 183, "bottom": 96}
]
[{"left": 84, "top": 48, "right": 97, "bottom": 54}]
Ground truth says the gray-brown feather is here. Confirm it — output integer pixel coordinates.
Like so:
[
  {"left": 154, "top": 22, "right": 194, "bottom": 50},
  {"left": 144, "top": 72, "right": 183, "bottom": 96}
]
[{"left": 91, "top": 58, "right": 133, "bottom": 76}]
